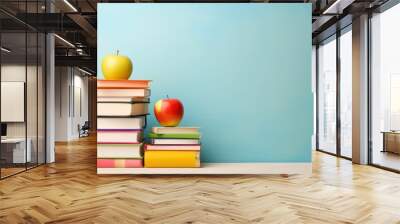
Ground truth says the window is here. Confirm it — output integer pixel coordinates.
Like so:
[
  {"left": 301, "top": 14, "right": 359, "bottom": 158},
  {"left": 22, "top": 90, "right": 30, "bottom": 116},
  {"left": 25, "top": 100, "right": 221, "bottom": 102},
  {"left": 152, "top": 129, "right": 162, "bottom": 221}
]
[
  {"left": 317, "top": 36, "right": 337, "bottom": 154},
  {"left": 316, "top": 26, "right": 353, "bottom": 159},
  {"left": 339, "top": 28, "right": 352, "bottom": 158},
  {"left": 0, "top": 1, "right": 47, "bottom": 179},
  {"left": 370, "top": 3, "right": 400, "bottom": 171}
]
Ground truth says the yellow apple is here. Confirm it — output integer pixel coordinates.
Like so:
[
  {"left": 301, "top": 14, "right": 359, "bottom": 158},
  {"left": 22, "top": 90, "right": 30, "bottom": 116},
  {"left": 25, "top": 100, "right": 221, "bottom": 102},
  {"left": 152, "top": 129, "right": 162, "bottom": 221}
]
[{"left": 101, "top": 51, "right": 133, "bottom": 80}]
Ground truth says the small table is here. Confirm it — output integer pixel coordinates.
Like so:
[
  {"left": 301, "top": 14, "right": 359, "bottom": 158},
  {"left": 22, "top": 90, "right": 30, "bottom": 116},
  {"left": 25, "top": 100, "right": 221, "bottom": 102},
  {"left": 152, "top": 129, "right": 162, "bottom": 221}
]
[{"left": 381, "top": 131, "right": 400, "bottom": 154}]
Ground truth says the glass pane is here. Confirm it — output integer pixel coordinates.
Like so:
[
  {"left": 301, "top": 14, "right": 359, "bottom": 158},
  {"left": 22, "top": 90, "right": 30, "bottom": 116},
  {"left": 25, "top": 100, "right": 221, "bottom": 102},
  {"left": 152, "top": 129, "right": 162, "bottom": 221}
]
[
  {"left": 1, "top": 31, "right": 27, "bottom": 177},
  {"left": 371, "top": 4, "right": 400, "bottom": 171},
  {"left": 0, "top": 0, "right": 46, "bottom": 178},
  {"left": 26, "top": 0, "right": 39, "bottom": 170},
  {"left": 38, "top": 33, "right": 45, "bottom": 165},
  {"left": 318, "top": 37, "right": 337, "bottom": 154},
  {"left": 340, "top": 29, "right": 352, "bottom": 158},
  {"left": 27, "top": 31, "right": 38, "bottom": 169}
]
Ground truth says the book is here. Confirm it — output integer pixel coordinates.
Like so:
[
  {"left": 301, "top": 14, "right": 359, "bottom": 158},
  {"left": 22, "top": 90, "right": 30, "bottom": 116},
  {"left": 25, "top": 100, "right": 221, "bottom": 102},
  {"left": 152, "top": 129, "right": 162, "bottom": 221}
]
[
  {"left": 97, "top": 130, "right": 143, "bottom": 143},
  {"left": 97, "top": 117, "right": 145, "bottom": 130},
  {"left": 151, "top": 139, "right": 200, "bottom": 145},
  {"left": 97, "top": 80, "right": 151, "bottom": 89},
  {"left": 97, "top": 159, "right": 143, "bottom": 168},
  {"left": 144, "top": 151, "right": 200, "bottom": 168},
  {"left": 97, "top": 144, "right": 142, "bottom": 158},
  {"left": 97, "top": 88, "right": 150, "bottom": 98},
  {"left": 97, "top": 97, "right": 149, "bottom": 103},
  {"left": 152, "top": 127, "right": 199, "bottom": 134},
  {"left": 145, "top": 144, "right": 201, "bottom": 151},
  {"left": 148, "top": 132, "right": 201, "bottom": 139},
  {"left": 97, "top": 102, "right": 149, "bottom": 117}
]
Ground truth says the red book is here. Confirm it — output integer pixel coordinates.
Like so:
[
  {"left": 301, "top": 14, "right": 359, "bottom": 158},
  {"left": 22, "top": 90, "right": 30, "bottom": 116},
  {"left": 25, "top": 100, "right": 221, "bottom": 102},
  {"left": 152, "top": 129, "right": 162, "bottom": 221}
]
[
  {"left": 97, "top": 80, "right": 151, "bottom": 89},
  {"left": 97, "top": 159, "right": 143, "bottom": 168}
]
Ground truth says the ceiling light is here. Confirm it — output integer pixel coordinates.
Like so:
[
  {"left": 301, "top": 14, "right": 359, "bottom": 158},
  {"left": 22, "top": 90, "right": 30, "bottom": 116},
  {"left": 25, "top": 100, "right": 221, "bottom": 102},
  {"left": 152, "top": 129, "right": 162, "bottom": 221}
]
[
  {"left": 323, "top": 0, "right": 354, "bottom": 15},
  {"left": 1, "top": 47, "right": 11, "bottom": 53},
  {"left": 323, "top": 0, "right": 341, "bottom": 14},
  {"left": 78, "top": 67, "right": 93, "bottom": 76},
  {"left": 54, "top": 34, "right": 75, "bottom": 48},
  {"left": 63, "top": 0, "right": 78, "bottom": 12}
]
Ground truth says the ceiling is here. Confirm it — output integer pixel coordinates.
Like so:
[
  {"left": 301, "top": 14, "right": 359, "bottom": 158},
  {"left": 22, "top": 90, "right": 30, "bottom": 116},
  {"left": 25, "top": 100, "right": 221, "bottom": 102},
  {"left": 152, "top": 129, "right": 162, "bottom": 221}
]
[{"left": 0, "top": 0, "right": 392, "bottom": 73}]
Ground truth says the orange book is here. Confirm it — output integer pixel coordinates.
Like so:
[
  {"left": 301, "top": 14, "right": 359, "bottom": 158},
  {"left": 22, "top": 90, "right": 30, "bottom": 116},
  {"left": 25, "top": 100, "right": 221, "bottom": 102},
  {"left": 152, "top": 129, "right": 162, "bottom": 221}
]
[
  {"left": 144, "top": 151, "right": 200, "bottom": 168},
  {"left": 97, "top": 80, "right": 151, "bottom": 89}
]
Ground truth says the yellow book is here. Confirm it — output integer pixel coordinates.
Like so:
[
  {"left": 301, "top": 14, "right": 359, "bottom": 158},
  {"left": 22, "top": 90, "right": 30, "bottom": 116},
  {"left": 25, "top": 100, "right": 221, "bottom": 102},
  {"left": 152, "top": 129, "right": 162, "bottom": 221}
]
[{"left": 144, "top": 151, "right": 200, "bottom": 168}]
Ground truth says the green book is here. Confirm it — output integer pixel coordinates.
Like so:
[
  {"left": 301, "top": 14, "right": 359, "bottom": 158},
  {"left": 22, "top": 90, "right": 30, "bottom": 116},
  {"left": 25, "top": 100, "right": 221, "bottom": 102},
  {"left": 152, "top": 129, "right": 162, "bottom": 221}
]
[{"left": 147, "top": 132, "right": 201, "bottom": 139}]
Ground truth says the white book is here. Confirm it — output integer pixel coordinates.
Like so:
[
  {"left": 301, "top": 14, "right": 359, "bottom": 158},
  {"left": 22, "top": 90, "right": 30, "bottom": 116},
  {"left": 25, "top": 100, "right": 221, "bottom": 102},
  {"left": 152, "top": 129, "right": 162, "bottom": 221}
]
[
  {"left": 97, "top": 97, "right": 149, "bottom": 103},
  {"left": 97, "top": 144, "right": 142, "bottom": 158},
  {"left": 151, "top": 139, "right": 200, "bottom": 145},
  {"left": 152, "top": 127, "right": 200, "bottom": 134},
  {"left": 145, "top": 144, "right": 201, "bottom": 151},
  {"left": 97, "top": 102, "right": 148, "bottom": 116},
  {"left": 97, "top": 130, "right": 143, "bottom": 143},
  {"left": 97, "top": 117, "right": 145, "bottom": 130},
  {"left": 97, "top": 89, "right": 150, "bottom": 98}
]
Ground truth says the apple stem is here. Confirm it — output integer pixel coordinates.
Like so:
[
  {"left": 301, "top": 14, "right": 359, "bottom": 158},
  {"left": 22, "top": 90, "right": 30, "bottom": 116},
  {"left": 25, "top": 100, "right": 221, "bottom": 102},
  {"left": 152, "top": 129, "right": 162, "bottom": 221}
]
[
  {"left": 166, "top": 94, "right": 169, "bottom": 99},
  {"left": 117, "top": 50, "right": 119, "bottom": 55}
]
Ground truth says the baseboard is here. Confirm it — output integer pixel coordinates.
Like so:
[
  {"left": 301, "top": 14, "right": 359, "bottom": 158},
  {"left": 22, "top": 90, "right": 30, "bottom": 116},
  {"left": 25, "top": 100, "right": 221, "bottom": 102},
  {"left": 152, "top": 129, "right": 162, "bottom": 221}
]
[{"left": 97, "top": 163, "right": 312, "bottom": 176}]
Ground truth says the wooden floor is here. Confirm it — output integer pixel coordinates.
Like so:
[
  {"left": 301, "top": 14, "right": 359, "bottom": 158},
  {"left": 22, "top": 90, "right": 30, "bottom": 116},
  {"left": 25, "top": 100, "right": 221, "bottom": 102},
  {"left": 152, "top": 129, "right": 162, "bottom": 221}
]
[
  {"left": 1, "top": 136, "right": 400, "bottom": 223},
  {"left": 1, "top": 167, "right": 26, "bottom": 178},
  {"left": 373, "top": 150, "right": 400, "bottom": 171}
]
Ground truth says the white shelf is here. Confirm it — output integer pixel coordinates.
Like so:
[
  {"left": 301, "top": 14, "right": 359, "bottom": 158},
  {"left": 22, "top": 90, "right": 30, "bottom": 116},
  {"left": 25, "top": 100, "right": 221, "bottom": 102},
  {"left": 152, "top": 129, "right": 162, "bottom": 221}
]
[{"left": 97, "top": 163, "right": 312, "bottom": 175}]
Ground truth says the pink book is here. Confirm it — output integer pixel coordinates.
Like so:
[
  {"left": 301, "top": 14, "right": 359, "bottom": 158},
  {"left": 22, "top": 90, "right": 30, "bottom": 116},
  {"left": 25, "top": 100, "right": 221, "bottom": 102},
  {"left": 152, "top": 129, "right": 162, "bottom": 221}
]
[{"left": 97, "top": 159, "right": 143, "bottom": 168}]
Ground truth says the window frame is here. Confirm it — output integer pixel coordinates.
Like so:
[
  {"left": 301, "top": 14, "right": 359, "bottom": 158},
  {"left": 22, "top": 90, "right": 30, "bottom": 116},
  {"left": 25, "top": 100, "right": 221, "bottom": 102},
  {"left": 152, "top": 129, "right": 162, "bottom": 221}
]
[{"left": 315, "top": 24, "right": 353, "bottom": 160}]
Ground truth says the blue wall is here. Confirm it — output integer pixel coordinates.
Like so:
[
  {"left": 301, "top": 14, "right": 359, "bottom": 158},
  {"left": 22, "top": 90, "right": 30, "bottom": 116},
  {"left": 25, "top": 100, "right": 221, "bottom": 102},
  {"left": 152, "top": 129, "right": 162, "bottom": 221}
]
[{"left": 98, "top": 4, "right": 312, "bottom": 163}]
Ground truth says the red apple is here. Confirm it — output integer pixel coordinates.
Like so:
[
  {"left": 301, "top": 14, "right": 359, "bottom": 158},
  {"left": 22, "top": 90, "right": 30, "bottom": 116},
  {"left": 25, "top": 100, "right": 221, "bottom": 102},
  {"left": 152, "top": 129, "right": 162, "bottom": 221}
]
[{"left": 154, "top": 97, "right": 184, "bottom": 127}]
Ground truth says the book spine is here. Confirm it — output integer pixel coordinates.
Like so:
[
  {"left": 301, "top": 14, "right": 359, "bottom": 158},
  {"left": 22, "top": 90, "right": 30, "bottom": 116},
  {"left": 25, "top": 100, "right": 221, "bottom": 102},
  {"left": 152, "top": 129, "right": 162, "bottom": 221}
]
[
  {"left": 97, "top": 80, "right": 150, "bottom": 89},
  {"left": 97, "top": 114, "right": 149, "bottom": 118},
  {"left": 148, "top": 133, "right": 201, "bottom": 139},
  {"left": 151, "top": 139, "right": 200, "bottom": 145},
  {"left": 144, "top": 144, "right": 201, "bottom": 151},
  {"left": 97, "top": 129, "right": 142, "bottom": 132},
  {"left": 144, "top": 151, "right": 200, "bottom": 168},
  {"left": 97, "top": 159, "right": 143, "bottom": 168},
  {"left": 97, "top": 145, "right": 142, "bottom": 158}
]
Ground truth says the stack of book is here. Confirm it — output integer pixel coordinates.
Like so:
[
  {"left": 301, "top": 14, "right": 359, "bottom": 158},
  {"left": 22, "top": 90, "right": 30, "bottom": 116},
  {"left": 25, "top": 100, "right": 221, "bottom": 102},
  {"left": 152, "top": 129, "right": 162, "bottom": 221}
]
[
  {"left": 97, "top": 80, "right": 151, "bottom": 172},
  {"left": 144, "top": 127, "right": 201, "bottom": 168}
]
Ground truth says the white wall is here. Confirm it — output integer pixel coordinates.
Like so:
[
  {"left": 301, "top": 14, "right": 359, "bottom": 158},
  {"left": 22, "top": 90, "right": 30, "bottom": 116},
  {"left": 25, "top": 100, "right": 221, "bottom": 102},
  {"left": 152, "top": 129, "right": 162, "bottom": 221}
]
[
  {"left": 55, "top": 67, "right": 70, "bottom": 141},
  {"left": 1, "top": 65, "right": 29, "bottom": 140},
  {"left": 1, "top": 64, "right": 40, "bottom": 136},
  {"left": 54, "top": 67, "right": 89, "bottom": 141},
  {"left": 71, "top": 73, "right": 89, "bottom": 138},
  {"left": 46, "top": 33, "right": 56, "bottom": 163}
]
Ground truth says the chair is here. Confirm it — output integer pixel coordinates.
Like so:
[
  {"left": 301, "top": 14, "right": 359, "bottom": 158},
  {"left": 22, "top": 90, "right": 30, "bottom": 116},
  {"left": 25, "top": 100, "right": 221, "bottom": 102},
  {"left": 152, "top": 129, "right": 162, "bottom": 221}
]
[{"left": 79, "top": 121, "right": 90, "bottom": 138}]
